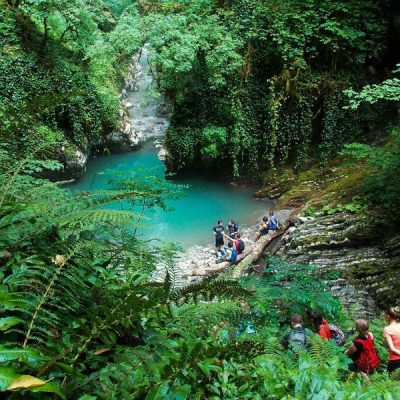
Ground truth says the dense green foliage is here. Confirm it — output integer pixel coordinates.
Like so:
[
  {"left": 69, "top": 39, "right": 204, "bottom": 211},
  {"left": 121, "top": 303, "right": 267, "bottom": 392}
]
[
  {"left": 1, "top": 0, "right": 400, "bottom": 398},
  {"left": 0, "top": 146, "right": 250, "bottom": 398},
  {"left": 143, "top": 0, "right": 399, "bottom": 175},
  {"left": 341, "top": 65, "right": 400, "bottom": 225},
  {"left": 0, "top": 0, "right": 142, "bottom": 164},
  {"left": 342, "top": 129, "right": 400, "bottom": 225},
  {"left": 1, "top": 151, "right": 399, "bottom": 398}
]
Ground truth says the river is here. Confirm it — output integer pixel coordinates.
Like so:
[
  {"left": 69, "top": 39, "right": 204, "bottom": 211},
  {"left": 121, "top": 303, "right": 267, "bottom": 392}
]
[
  {"left": 68, "top": 141, "right": 271, "bottom": 247},
  {"left": 68, "top": 46, "right": 271, "bottom": 248}
]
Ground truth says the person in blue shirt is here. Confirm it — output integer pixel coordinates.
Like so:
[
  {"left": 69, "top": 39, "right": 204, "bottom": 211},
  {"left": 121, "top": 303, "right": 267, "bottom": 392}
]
[
  {"left": 224, "top": 241, "right": 237, "bottom": 262},
  {"left": 212, "top": 220, "right": 225, "bottom": 252},
  {"left": 268, "top": 211, "right": 279, "bottom": 231}
]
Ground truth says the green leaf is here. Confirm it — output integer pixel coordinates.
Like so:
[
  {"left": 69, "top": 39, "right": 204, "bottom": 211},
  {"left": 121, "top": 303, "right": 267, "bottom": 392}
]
[
  {"left": 0, "top": 367, "right": 19, "bottom": 391},
  {"left": 168, "top": 384, "right": 191, "bottom": 400},
  {"left": 0, "top": 346, "right": 46, "bottom": 365},
  {"left": 0, "top": 317, "right": 22, "bottom": 331},
  {"left": 30, "top": 381, "right": 66, "bottom": 399},
  {"left": 146, "top": 380, "right": 170, "bottom": 400}
]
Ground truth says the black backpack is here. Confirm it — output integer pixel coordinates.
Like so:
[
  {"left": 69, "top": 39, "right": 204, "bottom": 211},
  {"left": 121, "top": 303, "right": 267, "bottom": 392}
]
[
  {"left": 238, "top": 239, "right": 245, "bottom": 253},
  {"left": 289, "top": 328, "right": 307, "bottom": 350}
]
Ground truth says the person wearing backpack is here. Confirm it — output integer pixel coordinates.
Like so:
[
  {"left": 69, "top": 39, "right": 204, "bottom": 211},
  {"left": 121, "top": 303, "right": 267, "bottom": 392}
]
[
  {"left": 345, "top": 319, "right": 380, "bottom": 376},
  {"left": 224, "top": 241, "right": 237, "bottom": 263},
  {"left": 281, "top": 314, "right": 308, "bottom": 351},
  {"left": 222, "top": 232, "right": 245, "bottom": 254},
  {"left": 268, "top": 210, "right": 279, "bottom": 231},
  {"left": 307, "top": 310, "right": 332, "bottom": 340},
  {"left": 329, "top": 324, "right": 346, "bottom": 346}
]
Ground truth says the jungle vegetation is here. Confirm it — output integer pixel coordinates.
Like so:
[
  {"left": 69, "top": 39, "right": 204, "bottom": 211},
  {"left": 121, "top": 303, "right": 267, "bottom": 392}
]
[{"left": 0, "top": 0, "right": 400, "bottom": 398}]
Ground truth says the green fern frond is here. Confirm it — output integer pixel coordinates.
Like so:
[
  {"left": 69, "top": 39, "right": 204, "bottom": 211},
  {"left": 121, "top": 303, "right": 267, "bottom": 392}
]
[{"left": 59, "top": 209, "right": 142, "bottom": 228}]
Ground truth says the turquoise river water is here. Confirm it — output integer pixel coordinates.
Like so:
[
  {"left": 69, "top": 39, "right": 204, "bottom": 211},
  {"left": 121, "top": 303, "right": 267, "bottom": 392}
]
[{"left": 69, "top": 141, "right": 271, "bottom": 248}]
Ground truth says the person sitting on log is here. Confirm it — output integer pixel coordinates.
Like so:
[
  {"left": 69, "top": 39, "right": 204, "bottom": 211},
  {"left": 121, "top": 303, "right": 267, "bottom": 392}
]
[
  {"left": 255, "top": 216, "right": 269, "bottom": 241},
  {"left": 224, "top": 241, "right": 237, "bottom": 263},
  {"left": 216, "top": 241, "right": 238, "bottom": 263},
  {"left": 268, "top": 210, "right": 279, "bottom": 231},
  {"left": 223, "top": 232, "right": 245, "bottom": 254}
]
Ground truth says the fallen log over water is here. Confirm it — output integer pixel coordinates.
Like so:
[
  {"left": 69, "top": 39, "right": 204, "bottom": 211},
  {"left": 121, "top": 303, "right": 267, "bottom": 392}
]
[{"left": 205, "top": 226, "right": 289, "bottom": 276}]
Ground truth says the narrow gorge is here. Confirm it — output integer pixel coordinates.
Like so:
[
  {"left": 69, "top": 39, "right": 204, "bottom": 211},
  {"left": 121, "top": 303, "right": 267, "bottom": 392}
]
[{"left": 1, "top": 0, "right": 399, "bottom": 398}]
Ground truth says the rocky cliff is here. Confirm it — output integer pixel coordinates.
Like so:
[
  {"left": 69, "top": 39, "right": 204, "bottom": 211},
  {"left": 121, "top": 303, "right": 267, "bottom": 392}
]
[
  {"left": 274, "top": 212, "right": 398, "bottom": 317},
  {"left": 63, "top": 51, "right": 148, "bottom": 178}
]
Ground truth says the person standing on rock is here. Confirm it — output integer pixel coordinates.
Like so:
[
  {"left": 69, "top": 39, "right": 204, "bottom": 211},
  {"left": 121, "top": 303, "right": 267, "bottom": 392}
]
[
  {"left": 383, "top": 307, "right": 400, "bottom": 373},
  {"left": 212, "top": 220, "right": 225, "bottom": 254},
  {"left": 228, "top": 219, "right": 239, "bottom": 238}
]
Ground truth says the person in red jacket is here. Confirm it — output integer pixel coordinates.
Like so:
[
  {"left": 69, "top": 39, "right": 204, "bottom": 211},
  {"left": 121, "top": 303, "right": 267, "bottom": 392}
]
[
  {"left": 222, "top": 232, "right": 245, "bottom": 254},
  {"left": 345, "top": 319, "right": 380, "bottom": 377},
  {"left": 307, "top": 310, "right": 331, "bottom": 340}
]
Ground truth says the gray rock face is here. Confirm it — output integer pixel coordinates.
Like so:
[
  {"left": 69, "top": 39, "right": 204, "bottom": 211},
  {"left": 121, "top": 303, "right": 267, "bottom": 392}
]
[
  {"left": 66, "top": 45, "right": 171, "bottom": 177},
  {"left": 64, "top": 148, "right": 89, "bottom": 178},
  {"left": 276, "top": 212, "right": 388, "bottom": 317},
  {"left": 106, "top": 45, "right": 170, "bottom": 153},
  {"left": 157, "top": 145, "right": 169, "bottom": 162}
]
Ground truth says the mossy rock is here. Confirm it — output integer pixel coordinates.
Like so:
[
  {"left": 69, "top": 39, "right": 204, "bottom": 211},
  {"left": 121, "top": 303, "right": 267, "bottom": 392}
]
[{"left": 255, "top": 168, "right": 296, "bottom": 199}]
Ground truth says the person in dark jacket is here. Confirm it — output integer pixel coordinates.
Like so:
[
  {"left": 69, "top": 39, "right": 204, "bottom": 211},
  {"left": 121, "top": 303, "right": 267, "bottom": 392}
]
[
  {"left": 212, "top": 220, "right": 224, "bottom": 253},
  {"left": 281, "top": 315, "right": 309, "bottom": 351},
  {"left": 227, "top": 219, "right": 239, "bottom": 238}
]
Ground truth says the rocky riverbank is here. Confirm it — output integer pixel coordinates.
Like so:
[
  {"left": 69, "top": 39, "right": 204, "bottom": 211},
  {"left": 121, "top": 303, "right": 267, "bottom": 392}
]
[
  {"left": 152, "top": 208, "right": 292, "bottom": 286},
  {"left": 155, "top": 206, "right": 392, "bottom": 318},
  {"left": 152, "top": 155, "right": 398, "bottom": 319},
  {"left": 64, "top": 46, "right": 168, "bottom": 178}
]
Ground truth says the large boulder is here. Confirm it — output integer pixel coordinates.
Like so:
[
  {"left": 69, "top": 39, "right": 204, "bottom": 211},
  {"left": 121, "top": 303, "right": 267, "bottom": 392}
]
[{"left": 64, "top": 147, "right": 89, "bottom": 179}]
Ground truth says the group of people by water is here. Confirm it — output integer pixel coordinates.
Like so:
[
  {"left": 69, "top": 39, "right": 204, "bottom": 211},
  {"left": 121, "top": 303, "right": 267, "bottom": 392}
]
[
  {"left": 211, "top": 211, "right": 280, "bottom": 263},
  {"left": 212, "top": 219, "right": 245, "bottom": 262},
  {"left": 282, "top": 307, "right": 400, "bottom": 376}
]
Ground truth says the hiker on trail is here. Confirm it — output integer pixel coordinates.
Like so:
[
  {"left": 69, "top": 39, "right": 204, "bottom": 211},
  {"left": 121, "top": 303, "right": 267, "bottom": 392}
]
[
  {"left": 383, "top": 307, "right": 400, "bottom": 373},
  {"left": 222, "top": 232, "right": 245, "bottom": 254},
  {"left": 345, "top": 319, "right": 380, "bottom": 376},
  {"left": 255, "top": 216, "right": 269, "bottom": 241},
  {"left": 223, "top": 241, "right": 237, "bottom": 263},
  {"left": 268, "top": 210, "right": 279, "bottom": 231},
  {"left": 228, "top": 219, "right": 239, "bottom": 238},
  {"left": 281, "top": 314, "right": 308, "bottom": 351},
  {"left": 307, "top": 310, "right": 331, "bottom": 340},
  {"left": 212, "top": 220, "right": 224, "bottom": 252}
]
